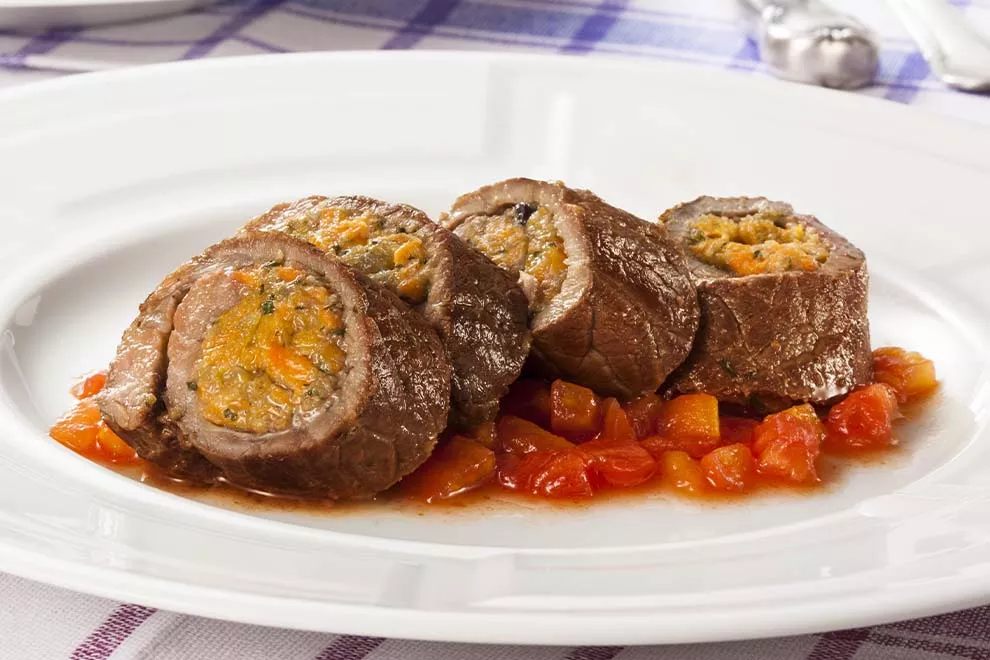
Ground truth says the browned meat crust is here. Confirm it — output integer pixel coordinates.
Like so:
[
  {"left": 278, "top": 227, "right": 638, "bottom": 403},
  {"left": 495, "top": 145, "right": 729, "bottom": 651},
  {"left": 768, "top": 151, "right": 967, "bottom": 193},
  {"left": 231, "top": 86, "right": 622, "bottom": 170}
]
[
  {"left": 244, "top": 196, "right": 530, "bottom": 428},
  {"left": 443, "top": 178, "right": 700, "bottom": 400},
  {"left": 99, "top": 233, "right": 451, "bottom": 499},
  {"left": 660, "top": 196, "right": 873, "bottom": 406}
]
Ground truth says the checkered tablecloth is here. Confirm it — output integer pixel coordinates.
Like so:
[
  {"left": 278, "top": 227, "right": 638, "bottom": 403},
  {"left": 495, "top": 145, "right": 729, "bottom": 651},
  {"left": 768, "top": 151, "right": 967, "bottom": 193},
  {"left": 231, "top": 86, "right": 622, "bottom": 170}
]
[{"left": 2, "top": 1, "right": 990, "bottom": 658}]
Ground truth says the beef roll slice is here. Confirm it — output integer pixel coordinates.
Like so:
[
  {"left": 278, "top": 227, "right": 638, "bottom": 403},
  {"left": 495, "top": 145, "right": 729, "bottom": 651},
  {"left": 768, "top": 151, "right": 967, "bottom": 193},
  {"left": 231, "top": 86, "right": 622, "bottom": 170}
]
[
  {"left": 442, "top": 178, "right": 700, "bottom": 400},
  {"left": 244, "top": 196, "right": 530, "bottom": 429},
  {"left": 99, "top": 233, "right": 451, "bottom": 499},
  {"left": 660, "top": 196, "right": 872, "bottom": 408}
]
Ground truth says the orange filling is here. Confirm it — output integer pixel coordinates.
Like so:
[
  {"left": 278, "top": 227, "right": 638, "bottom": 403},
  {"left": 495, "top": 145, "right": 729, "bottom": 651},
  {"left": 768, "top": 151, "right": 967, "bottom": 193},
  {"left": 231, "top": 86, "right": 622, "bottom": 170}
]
[
  {"left": 194, "top": 265, "right": 346, "bottom": 433},
  {"left": 688, "top": 212, "right": 829, "bottom": 276}
]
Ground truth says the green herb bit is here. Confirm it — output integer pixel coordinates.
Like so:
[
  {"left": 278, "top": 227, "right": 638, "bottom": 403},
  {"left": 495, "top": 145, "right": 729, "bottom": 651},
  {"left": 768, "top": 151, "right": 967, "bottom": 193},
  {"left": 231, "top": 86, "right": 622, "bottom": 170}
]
[
  {"left": 223, "top": 408, "right": 238, "bottom": 421},
  {"left": 186, "top": 381, "right": 198, "bottom": 391},
  {"left": 261, "top": 298, "right": 276, "bottom": 315}
]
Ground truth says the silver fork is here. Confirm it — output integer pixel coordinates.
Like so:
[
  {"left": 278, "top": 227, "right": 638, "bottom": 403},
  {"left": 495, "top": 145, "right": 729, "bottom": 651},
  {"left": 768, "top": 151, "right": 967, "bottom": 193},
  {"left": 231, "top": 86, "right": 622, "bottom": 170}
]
[{"left": 886, "top": 0, "right": 990, "bottom": 92}]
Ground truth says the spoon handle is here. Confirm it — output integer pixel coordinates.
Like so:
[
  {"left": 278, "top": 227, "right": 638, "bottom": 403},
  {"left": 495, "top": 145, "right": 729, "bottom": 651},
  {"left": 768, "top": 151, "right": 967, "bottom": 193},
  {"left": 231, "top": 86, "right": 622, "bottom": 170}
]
[{"left": 886, "top": 0, "right": 990, "bottom": 92}]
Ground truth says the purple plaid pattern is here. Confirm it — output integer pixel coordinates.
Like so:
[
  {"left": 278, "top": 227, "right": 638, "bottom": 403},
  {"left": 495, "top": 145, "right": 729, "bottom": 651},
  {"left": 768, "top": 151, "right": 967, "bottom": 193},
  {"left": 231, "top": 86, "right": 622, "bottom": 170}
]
[{"left": 1, "top": 1, "right": 990, "bottom": 658}]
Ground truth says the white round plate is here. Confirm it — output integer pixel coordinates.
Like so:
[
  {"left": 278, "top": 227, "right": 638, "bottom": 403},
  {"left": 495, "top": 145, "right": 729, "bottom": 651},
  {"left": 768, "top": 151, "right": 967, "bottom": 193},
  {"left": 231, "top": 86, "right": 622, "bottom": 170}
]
[
  {"left": 0, "top": 52, "right": 989, "bottom": 646},
  {"left": 0, "top": 0, "right": 215, "bottom": 29}
]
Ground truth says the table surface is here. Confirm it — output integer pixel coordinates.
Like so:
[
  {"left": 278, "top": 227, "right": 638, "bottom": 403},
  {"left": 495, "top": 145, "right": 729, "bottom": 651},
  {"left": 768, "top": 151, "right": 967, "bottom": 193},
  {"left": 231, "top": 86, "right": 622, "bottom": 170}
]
[{"left": 2, "top": 1, "right": 990, "bottom": 658}]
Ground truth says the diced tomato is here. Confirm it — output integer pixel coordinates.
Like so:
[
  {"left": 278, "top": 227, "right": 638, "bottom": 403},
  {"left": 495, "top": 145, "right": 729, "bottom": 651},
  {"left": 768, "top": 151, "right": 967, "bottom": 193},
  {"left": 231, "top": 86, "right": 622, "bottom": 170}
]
[
  {"left": 752, "top": 404, "right": 824, "bottom": 484},
  {"left": 549, "top": 379, "right": 601, "bottom": 439},
  {"left": 623, "top": 393, "right": 664, "bottom": 439},
  {"left": 579, "top": 437, "right": 656, "bottom": 488},
  {"left": 470, "top": 421, "right": 499, "bottom": 450},
  {"left": 70, "top": 371, "right": 107, "bottom": 400},
  {"left": 497, "top": 415, "right": 575, "bottom": 454},
  {"left": 873, "top": 347, "right": 937, "bottom": 403},
  {"left": 701, "top": 443, "right": 755, "bottom": 491},
  {"left": 500, "top": 379, "right": 552, "bottom": 427},
  {"left": 402, "top": 436, "right": 496, "bottom": 502},
  {"left": 720, "top": 416, "right": 758, "bottom": 446},
  {"left": 599, "top": 398, "right": 637, "bottom": 445},
  {"left": 50, "top": 399, "right": 102, "bottom": 453},
  {"left": 497, "top": 450, "right": 593, "bottom": 498},
  {"left": 659, "top": 450, "right": 706, "bottom": 495},
  {"left": 825, "top": 384, "right": 901, "bottom": 450},
  {"left": 655, "top": 393, "right": 721, "bottom": 458}
]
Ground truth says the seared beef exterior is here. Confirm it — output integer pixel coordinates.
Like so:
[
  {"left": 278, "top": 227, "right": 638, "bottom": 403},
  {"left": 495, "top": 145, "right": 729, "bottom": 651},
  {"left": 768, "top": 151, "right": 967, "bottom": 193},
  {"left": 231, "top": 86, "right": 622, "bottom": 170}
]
[
  {"left": 99, "top": 233, "right": 451, "bottom": 499},
  {"left": 442, "top": 178, "right": 700, "bottom": 400},
  {"left": 244, "top": 196, "right": 530, "bottom": 429},
  {"left": 98, "top": 260, "right": 219, "bottom": 481},
  {"left": 660, "top": 196, "right": 872, "bottom": 407}
]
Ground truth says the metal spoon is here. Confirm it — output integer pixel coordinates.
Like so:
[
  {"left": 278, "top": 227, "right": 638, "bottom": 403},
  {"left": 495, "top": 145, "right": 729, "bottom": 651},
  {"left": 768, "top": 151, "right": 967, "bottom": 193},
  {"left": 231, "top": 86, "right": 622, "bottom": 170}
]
[
  {"left": 739, "top": 0, "right": 880, "bottom": 90},
  {"left": 886, "top": 0, "right": 990, "bottom": 93}
]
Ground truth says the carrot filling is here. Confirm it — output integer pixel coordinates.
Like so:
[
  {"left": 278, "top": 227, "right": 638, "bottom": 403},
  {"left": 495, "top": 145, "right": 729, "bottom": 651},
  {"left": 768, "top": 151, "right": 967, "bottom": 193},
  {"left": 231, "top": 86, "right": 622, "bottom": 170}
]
[
  {"left": 453, "top": 203, "right": 567, "bottom": 312},
  {"left": 193, "top": 265, "right": 346, "bottom": 434},
  {"left": 269, "top": 203, "right": 432, "bottom": 305},
  {"left": 688, "top": 211, "right": 830, "bottom": 276}
]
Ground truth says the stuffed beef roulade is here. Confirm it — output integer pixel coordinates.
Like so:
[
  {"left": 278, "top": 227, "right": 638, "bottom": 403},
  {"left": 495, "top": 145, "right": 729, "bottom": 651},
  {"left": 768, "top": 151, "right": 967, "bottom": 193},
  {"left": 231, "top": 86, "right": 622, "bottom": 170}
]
[
  {"left": 442, "top": 178, "right": 700, "bottom": 400},
  {"left": 244, "top": 196, "right": 529, "bottom": 429},
  {"left": 99, "top": 233, "right": 451, "bottom": 499},
  {"left": 660, "top": 196, "right": 872, "bottom": 408}
]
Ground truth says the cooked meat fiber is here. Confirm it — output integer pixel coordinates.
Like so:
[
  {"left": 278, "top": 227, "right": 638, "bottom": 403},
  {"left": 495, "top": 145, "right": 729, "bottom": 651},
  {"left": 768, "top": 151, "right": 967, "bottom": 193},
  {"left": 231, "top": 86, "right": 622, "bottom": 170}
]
[
  {"left": 243, "top": 196, "right": 530, "bottom": 428},
  {"left": 660, "top": 196, "right": 872, "bottom": 407},
  {"left": 100, "top": 233, "right": 451, "bottom": 499},
  {"left": 442, "top": 178, "right": 700, "bottom": 400}
]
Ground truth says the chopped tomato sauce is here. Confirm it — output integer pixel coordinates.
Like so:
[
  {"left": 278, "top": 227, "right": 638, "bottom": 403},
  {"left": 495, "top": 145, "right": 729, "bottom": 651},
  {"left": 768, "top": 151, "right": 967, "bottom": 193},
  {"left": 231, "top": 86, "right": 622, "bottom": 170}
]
[
  {"left": 549, "top": 379, "right": 601, "bottom": 440},
  {"left": 752, "top": 404, "right": 824, "bottom": 484},
  {"left": 50, "top": 371, "right": 140, "bottom": 465},
  {"left": 399, "top": 435, "right": 496, "bottom": 502},
  {"left": 51, "top": 345, "right": 937, "bottom": 506},
  {"left": 825, "top": 384, "right": 901, "bottom": 450},
  {"left": 872, "top": 347, "right": 937, "bottom": 403}
]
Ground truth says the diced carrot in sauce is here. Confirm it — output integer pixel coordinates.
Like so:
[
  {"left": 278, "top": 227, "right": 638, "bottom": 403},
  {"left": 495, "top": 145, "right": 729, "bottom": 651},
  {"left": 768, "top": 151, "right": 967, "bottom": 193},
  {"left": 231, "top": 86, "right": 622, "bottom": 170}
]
[
  {"left": 497, "top": 415, "right": 576, "bottom": 454},
  {"left": 497, "top": 450, "right": 593, "bottom": 498},
  {"left": 549, "top": 379, "right": 601, "bottom": 439},
  {"left": 599, "top": 398, "right": 637, "bottom": 445},
  {"left": 579, "top": 437, "right": 656, "bottom": 488},
  {"left": 96, "top": 424, "right": 140, "bottom": 464},
  {"left": 701, "top": 443, "right": 755, "bottom": 491},
  {"left": 825, "top": 384, "right": 901, "bottom": 450},
  {"left": 50, "top": 399, "right": 102, "bottom": 453},
  {"left": 655, "top": 393, "right": 721, "bottom": 458},
  {"left": 402, "top": 436, "right": 496, "bottom": 503},
  {"left": 873, "top": 347, "right": 937, "bottom": 403},
  {"left": 752, "top": 404, "right": 824, "bottom": 484},
  {"left": 659, "top": 450, "right": 706, "bottom": 495},
  {"left": 470, "top": 421, "right": 499, "bottom": 450},
  {"left": 70, "top": 371, "right": 107, "bottom": 400},
  {"left": 500, "top": 379, "right": 552, "bottom": 427},
  {"left": 623, "top": 393, "right": 664, "bottom": 439},
  {"left": 50, "top": 398, "right": 138, "bottom": 464},
  {"left": 720, "top": 416, "right": 758, "bottom": 446}
]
